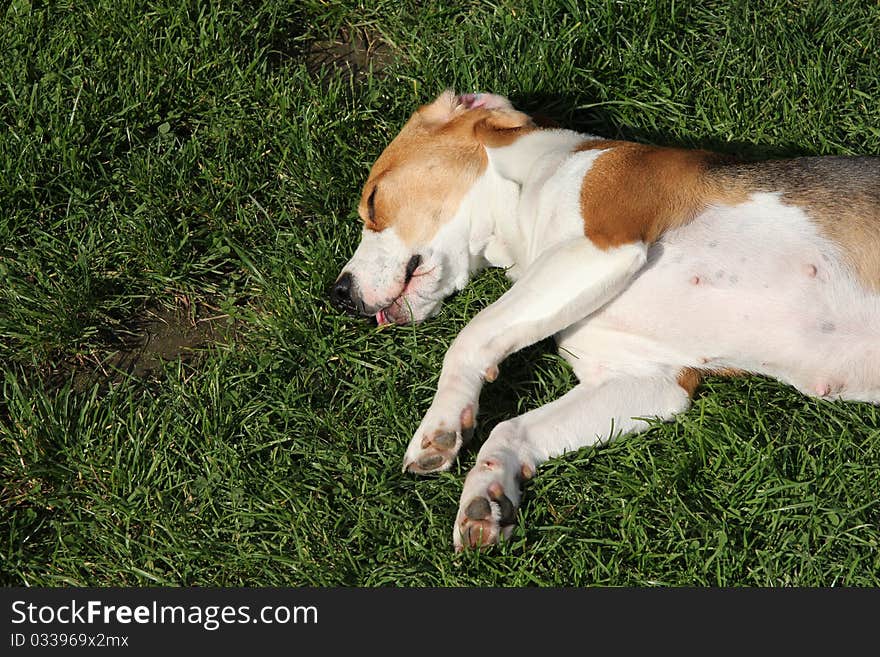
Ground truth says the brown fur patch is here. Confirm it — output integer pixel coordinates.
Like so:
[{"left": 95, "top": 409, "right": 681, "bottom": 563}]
[
  {"left": 677, "top": 366, "right": 746, "bottom": 396},
  {"left": 473, "top": 110, "right": 536, "bottom": 148},
  {"left": 677, "top": 367, "right": 704, "bottom": 397},
  {"left": 358, "top": 115, "right": 488, "bottom": 243},
  {"left": 576, "top": 141, "right": 746, "bottom": 249}
]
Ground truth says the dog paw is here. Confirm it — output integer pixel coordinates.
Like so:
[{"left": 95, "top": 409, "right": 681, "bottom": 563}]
[
  {"left": 403, "top": 403, "right": 476, "bottom": 474},
  {"left": 453, "top": 457, "right": 531, "bottom": 551}
]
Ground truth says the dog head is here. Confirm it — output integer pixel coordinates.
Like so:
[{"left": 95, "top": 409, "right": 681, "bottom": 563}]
[{"left": 331, "top": 90, "right": 533, "bottom": 324}]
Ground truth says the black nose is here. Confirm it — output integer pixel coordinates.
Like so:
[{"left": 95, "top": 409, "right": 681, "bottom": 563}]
[{"left": 331, "top": 272, "right": 356, "bottom": 313}]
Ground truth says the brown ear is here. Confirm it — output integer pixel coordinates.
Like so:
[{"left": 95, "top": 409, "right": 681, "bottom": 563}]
[{"left": 473, "top": 110, "right": 536, "bottom": 147}]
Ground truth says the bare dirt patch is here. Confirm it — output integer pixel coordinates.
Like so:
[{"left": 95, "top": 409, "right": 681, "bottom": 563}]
[
  {"left": 57, "top": 299, "right": 242, "bottom": 390},
  {"left": 306, "top": 27, "right": 395, "bottom": 81},
  {"left": 106, "top": 301, "right": 238, "bottom": 378}
]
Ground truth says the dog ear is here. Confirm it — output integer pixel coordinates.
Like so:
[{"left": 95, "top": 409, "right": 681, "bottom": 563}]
[
  {"left": 419, "top": 90, "right": 518, "bottom": 125},
  {"left": 473, "top": 109, "right": 535, "bottom": 147}
]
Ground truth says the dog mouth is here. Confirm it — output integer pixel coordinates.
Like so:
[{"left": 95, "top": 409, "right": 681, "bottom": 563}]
[
  {"left": 375, "top": 254, "right": 438, "bottom": 325},
  {"left": 375, "top": 307, "right": 393, "bottom": 325}
]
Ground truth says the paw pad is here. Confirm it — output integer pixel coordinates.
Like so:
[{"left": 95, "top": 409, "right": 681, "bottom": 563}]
[{"left": 464, "top": 497, "right": 491, "bottom": 520}]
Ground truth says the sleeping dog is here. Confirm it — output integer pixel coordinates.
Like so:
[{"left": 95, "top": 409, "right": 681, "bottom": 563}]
[{"left": 332, "top": 90, "right": 880, "bottom": 551}]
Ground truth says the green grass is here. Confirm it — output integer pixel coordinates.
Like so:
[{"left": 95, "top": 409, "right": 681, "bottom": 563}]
[{"left": 2, "top": 0, "right": 880, "bottom": 586}]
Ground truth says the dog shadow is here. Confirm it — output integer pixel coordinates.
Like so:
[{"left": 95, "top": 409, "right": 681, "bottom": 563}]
[{"left": 512, "top": 91, "right": 821, "bottom": 161}]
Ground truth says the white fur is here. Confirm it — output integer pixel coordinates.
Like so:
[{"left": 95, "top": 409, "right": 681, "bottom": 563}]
[{"left": 341, "top": 226, "right": 412, "bottom": 311}]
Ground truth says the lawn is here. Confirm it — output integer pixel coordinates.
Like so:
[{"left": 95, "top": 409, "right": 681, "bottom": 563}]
[{"left": 1, "top": 0, "right": 879, "bottom": 586}]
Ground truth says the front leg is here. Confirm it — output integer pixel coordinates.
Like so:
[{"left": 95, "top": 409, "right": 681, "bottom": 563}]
[{"left": 403, "top": 237, "right": 647, "bottom": 473}]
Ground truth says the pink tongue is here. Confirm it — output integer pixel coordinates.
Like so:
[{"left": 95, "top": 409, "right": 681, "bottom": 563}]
[{"left": 376, "top": 309, "right": 388, "bottom": 325}]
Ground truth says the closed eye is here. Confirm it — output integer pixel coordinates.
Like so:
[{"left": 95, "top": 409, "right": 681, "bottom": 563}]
[
  {"left": 405, "top": 254, "right": 422, "bottom": 281},
  {"left": 367, "top": 186, "right": 377, "bottom": 225}
]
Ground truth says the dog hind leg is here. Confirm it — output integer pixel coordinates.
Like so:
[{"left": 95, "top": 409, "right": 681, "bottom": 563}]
[{"left": 453, "top": 373, "right": 692, "bottom": 551}]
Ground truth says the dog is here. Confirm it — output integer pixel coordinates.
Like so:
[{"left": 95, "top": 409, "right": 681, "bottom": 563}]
[{"left": 331, "top": 90, "right": 880, "bottom": 551}]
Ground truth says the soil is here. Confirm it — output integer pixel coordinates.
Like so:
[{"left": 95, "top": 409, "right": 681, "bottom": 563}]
[
  {"left": 58, "top": 300, "right": 241, "bottom": 391},
  {"left": 306, "top": 27, "right": 394, "bottom": 81}
]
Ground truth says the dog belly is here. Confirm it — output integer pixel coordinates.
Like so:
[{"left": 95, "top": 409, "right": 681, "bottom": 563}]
[{"left": 557, "top": 194, "right": 880, "bottom": 401}]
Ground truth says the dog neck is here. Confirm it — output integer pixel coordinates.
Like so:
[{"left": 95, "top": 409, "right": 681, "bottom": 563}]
[
  {"left": 466, "top": 128, "right": 592, "bottom": 275},
  {"left": 488, "top": 128, "right": 587, "bottom": 184},
  {"left": 460, "top": 165, "right": 520, "bottom": 272}
]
